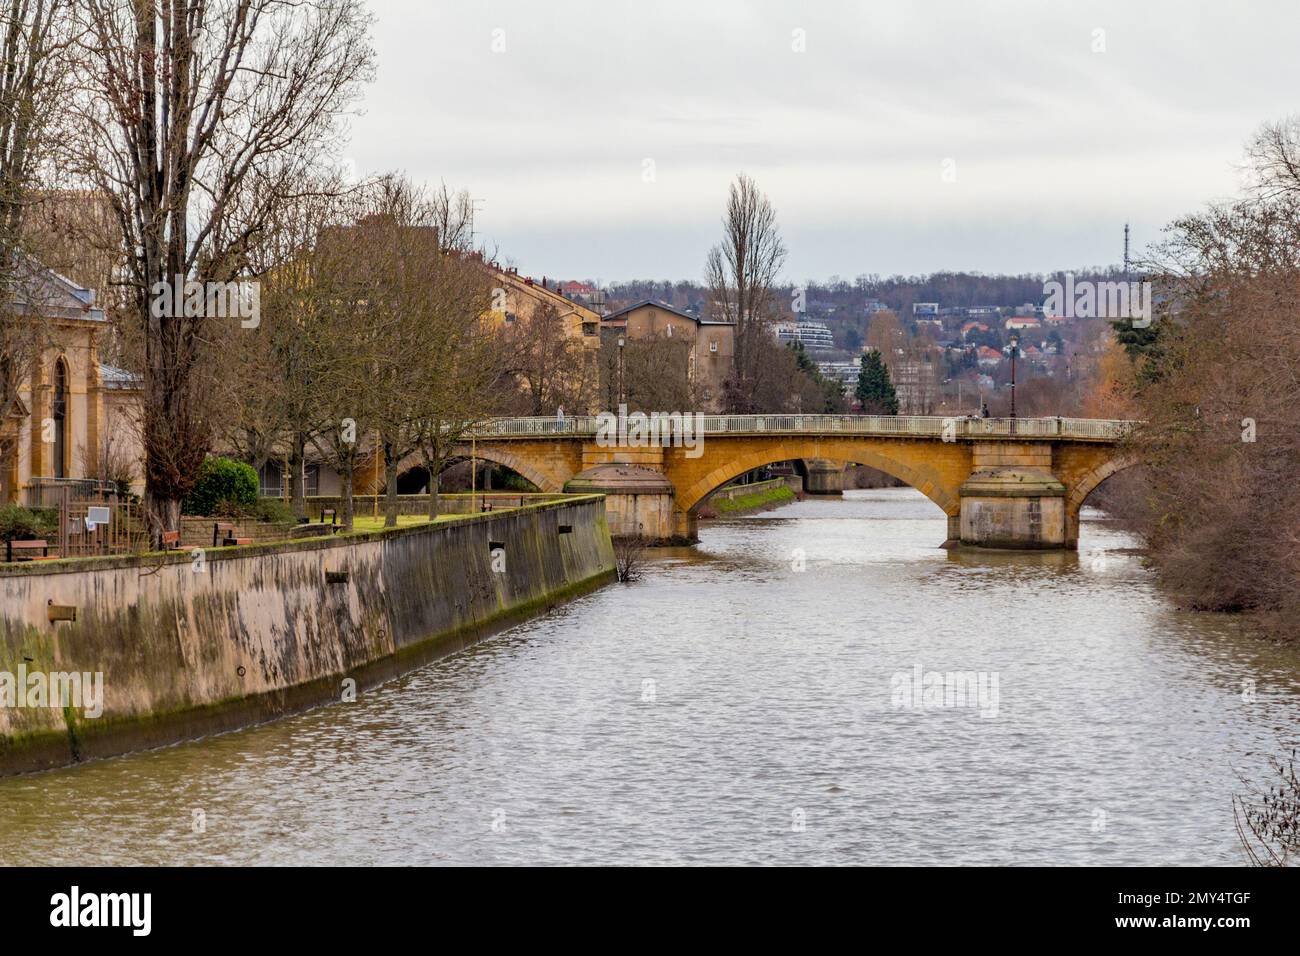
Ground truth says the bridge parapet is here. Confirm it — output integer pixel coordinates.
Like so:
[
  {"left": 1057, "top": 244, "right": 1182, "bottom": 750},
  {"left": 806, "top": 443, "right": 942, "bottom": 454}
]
[{"left": 470, "top": 414, "right": 1135, "bottom": 443}]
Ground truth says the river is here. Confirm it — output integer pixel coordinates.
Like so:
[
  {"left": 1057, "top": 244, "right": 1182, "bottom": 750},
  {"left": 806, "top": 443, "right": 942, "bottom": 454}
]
[{"left": 3, "top": 488, "right": 1298, "bottom": 866}]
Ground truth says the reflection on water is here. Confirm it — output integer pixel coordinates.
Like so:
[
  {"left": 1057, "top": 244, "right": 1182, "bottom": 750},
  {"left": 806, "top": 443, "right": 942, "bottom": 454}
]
[{"left": 2, "top": 489, "right": 1297, "bottom": 865}]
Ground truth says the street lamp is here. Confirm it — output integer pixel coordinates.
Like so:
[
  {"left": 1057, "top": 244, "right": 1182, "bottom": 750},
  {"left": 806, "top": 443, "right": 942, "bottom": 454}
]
[
  {"left": 1005, "top": 332, "right": 1020, "bottom": 431},
  {"left": 617, "top": 335, "right": 625, "bottom": 408}
]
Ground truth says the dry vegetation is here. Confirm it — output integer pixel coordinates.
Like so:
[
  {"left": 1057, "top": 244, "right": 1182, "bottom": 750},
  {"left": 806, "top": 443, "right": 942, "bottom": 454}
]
[{"left": 1120, "top": 118, "right": 1300, "bottom": 636}]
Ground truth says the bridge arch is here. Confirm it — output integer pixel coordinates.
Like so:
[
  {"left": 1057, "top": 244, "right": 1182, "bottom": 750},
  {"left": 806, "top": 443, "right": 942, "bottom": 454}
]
[
  {"left": 677, "top": 443, "right": 961, "bottom": 517},
  {"left": 1066, "top": 453, "right": 1140, "bottom": 514},
  {"left": 396, "top": 446, "right": 564, "bottom": 494}
]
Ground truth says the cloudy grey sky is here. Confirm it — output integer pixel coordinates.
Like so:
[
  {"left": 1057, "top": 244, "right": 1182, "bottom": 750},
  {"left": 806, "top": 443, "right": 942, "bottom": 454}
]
[{"left": 347, "top": 0, "right": 1299, "bottom": 284}]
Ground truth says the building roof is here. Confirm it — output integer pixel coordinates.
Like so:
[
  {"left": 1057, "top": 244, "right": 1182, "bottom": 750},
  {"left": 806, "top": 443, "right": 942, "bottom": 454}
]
[
  {"left": 10, "top": 254, "right": 105, "bottom": 322},
  {"left": 488, "top": 263, "right": 601, "bottom": 321},
  {"left": 602, "top": 299, "right": 730, "bottom": 326}
]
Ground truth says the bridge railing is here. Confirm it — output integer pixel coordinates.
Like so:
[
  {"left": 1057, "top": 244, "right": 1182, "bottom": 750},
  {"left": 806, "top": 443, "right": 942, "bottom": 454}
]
[{"left": 467, "top": 414, "right": 1135, "bottom": 441}]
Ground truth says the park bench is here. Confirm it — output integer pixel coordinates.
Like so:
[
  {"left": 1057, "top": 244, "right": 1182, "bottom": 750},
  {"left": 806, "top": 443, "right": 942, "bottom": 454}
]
[
  {"left": 212, "top": 522, "right": 252, "bottom": 547},
  {"left": 6, "top": 539, "right": 51, "bottom": 562},
  {"left": 161, "top": 530, "right": 182, "bottom": 551}
]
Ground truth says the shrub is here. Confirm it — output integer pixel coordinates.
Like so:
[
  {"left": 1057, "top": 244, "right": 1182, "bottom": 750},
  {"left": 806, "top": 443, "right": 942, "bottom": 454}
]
[
  {"left": 0, "top": 505, "right": 58, "bottom": 542},
  {"left": 251, "top": 497, "right": 295, "bottom": 524},
  {"left": 183, "top": 457, "right": 259, "bottom": 516}
]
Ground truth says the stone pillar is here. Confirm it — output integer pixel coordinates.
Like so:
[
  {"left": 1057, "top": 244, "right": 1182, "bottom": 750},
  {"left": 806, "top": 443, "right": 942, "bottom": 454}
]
[
  {"left": 958, "top": 470, "right": 1068, "bottom": 549},
  {"left": 29, "top": 362, "right": 49, "bottom": 481},
  {"left": 671, "top": 509, "right": 698, "bottom": 544},
  {"left": 957, "top": 441, "right": 1071, "bottom": 550},
  {"left": 564, "top": 464, "right": 688, "bottom": 544},
  {"left": 801, "top": 458, "right": 845, "bottom": 495},
  {"left": 85, "top": 336, "right": 103, "bottom": 483}
]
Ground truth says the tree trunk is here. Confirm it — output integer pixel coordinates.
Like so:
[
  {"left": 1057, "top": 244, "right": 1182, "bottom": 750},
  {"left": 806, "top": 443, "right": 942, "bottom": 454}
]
[
  {"left": 426, "top": 463, "right": 440, "bottom": 521},
  {"left": 289, "top": 433, "right": 307, "bottom": 520},
  {"left": 383, "top": 441, "right": 399, "bottom": 527},
  {"left": 342, "top": 452, "right": 355, "bottom": 532},
  {"left": 143, "top": 489, "right": 182, "bottom": 548}
]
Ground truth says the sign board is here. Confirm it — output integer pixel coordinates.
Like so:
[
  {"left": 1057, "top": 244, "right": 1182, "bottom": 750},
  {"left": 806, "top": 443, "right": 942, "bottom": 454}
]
[{"left": 86, "top": 506, "right": 111, "bottom": 526}]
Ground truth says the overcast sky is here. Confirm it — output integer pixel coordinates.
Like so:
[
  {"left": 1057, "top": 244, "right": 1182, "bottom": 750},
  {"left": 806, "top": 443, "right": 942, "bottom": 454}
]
[{"left": 346, "top": 0, "right": 1300, "bottom": 284}]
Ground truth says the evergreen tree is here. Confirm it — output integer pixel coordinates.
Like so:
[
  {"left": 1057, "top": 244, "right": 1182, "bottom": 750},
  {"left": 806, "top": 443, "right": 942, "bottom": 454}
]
[{"left": 855, "top": 349, "right": 899, "bottom": 414}]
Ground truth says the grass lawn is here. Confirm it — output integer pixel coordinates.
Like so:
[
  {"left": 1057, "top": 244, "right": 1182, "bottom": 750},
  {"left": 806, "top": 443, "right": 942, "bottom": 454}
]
[
  {"left": 346, "top": 514, "right": 461, "bottom": 533},
  {"left": 711, "top": 484, "right": 797, "bottom": 515}
]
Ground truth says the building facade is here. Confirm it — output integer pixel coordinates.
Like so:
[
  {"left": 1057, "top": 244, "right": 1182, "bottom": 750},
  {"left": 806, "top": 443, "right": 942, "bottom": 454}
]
[
  {"left": 1, "top": 264, "right": 144, "bottom": 504},
  {"left": 601, "top": 300, "right": 735, "bottom": 411}
]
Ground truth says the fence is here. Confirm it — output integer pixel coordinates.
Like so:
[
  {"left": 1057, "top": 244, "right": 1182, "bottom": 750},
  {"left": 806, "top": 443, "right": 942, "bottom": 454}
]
[
  {"left": 465, "top": 414, "right": 1135, "bottom": 442},
  {"left": 24, "top": 477, "right": 116, "bottom": 507},
  {"left": 59, "top": 498, "right": 149, "bottom": 557}
]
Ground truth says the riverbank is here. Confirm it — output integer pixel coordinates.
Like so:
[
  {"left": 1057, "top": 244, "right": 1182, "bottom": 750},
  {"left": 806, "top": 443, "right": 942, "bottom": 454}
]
[
  {"left": 0, "top": 495, "right": 615, "bottom": 776},
  {"left": 701, "top": 477, "right": 800, "bottom": 517}
]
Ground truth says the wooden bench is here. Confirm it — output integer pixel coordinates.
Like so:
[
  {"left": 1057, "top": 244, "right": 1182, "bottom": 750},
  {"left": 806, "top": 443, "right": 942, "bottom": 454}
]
[
  {"left": 161, "top": 530, "right": 182, "bottom": 551},
  {"left": 212, "top": 522, "right": 252, "bottom": 547},
  {"left": 6, "top": 539, "right": 50, "bottom": 562}
]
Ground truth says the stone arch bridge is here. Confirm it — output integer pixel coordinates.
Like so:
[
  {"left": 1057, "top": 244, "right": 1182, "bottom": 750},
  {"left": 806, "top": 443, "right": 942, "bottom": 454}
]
[{"left": 449, "top": 414, "right": 1136, "bottom": 549}]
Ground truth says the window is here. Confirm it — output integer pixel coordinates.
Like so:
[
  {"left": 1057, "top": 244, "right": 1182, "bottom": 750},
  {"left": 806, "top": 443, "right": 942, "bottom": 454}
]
[
  {"left": 258, "top": 460, "right": 282, "bottom": 498},
  {"left": 52, "top": 359, "right": 68, "bottom": 478},
  {"left": 582, "top": 322, "right": 597, "bottom": 336},
  {"left": 258, "top": 461, "right": 320, "bottom": 497}
]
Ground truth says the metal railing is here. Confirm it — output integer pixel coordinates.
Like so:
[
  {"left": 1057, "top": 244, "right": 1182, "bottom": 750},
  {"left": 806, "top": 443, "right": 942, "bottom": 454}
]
[
  {"left": 24, "top": 477, "right": 117, "bottom": 507},
  {"left": 466, "top": 414, "right": 1135, "bottom": 442}
]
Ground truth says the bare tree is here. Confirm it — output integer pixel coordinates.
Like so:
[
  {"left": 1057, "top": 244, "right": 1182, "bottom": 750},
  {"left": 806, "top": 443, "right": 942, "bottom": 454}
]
[
  {"left": 1243, "top": 116, "right": 1300, "bottom": 203},
  {"left": 429, "top": 180, "right": 475, "bottom": 254},
  {"left": 409, "top": 246, "right": 505, "bottom": 519},
  {"left": 705, "top": 173, "right": 787, "bottom": 413},
  {"left": 1235, "top": 748, "right": 1300, "bottom": 867},
  {"left": 66, "top": 0, "right": 374, "bottom": 539},
  {"left": 613, "top": 533, "right": 648, "bottom": 583},
  {"left": 598, "top": 331, "right": 698, "bottom": 412},
  {"left": 0, "top": 0, "right": 72, "bottom": 502},
  {"left": 505, "top": 300, "right": 590, "bottom": 415}
]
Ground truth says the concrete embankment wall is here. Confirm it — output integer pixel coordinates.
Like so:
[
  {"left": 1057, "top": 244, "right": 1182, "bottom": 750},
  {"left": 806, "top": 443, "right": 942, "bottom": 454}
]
[
  {"left": 298, "top": 492, "right": 566, "bottom": 520},
  {"left": 0, "top": 496, "right": 615, "bottom": 776}
]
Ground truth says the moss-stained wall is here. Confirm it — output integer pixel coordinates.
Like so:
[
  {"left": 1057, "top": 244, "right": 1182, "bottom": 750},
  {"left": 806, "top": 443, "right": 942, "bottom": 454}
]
[{"left": 0, "top": 496, "right": 615, "bottom": 775}]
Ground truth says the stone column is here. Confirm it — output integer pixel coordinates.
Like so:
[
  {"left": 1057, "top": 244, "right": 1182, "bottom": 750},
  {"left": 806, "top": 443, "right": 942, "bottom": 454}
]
[
  {"left": 801, "top": 458, "right": 845, "bottom": 495},
  {"left": 956, "top": 441, "right": 1070, "bottom": 550}
]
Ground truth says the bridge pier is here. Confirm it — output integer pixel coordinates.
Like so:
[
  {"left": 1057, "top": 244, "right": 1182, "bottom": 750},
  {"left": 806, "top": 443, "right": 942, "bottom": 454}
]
[
  {"left": 956, "top": 442, "right": 1070, "bottom": 549},
  {"left": 563, "top": 464, "right": 695, "bottom": 543},
  {"left": 801, "top": 458, "right": 845, "bottom": 495}
]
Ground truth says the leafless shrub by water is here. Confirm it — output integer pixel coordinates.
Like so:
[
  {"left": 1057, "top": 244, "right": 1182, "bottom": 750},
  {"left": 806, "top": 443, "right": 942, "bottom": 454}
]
[
  {"left": 614, "top": 535, "right": 648, "bottom": 583},
  {"left": 1234, "top": 748, "right": 1300, "bottom": 867}
]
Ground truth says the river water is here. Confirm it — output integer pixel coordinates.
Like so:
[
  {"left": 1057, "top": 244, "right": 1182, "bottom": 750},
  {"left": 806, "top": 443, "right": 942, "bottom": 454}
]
[{"left": 3, "top": 488, "right": 1298, "bottom": 866}]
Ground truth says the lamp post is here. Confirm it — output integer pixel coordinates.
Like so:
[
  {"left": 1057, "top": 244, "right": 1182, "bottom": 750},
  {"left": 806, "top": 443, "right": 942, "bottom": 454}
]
[
  {"left": 617, "top": 335, "right": 625, "bottom": 408},
  {"left": 1006, "top": 332, "right": 1020, "bottom": 433}
]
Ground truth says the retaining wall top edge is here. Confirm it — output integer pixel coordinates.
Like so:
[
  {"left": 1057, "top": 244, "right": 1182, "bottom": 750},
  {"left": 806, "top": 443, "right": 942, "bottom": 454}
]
[{"left": 0, "top": 494, "right": 608, "bottom": 578}]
